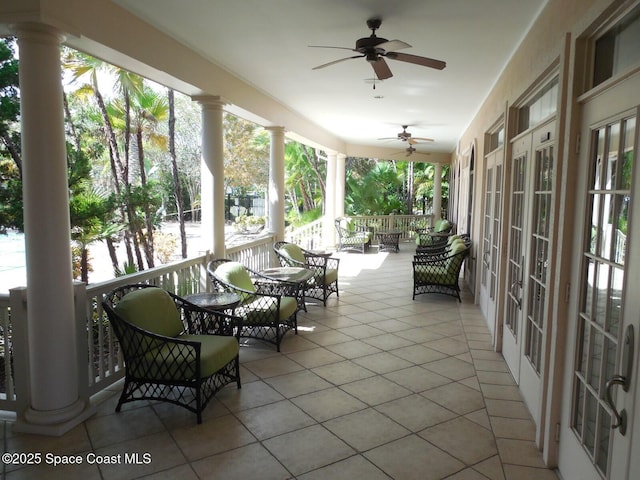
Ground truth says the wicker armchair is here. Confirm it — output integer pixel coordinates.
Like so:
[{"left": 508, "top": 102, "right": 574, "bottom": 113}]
[
  {"left": 413, "top": 239, "right": 470, "bottom": 302},
  {"left": 415, "top": 219, "right": 453, "bottom": 253},
  {"left": 102, "top": 284, "right": 242, "bottom": 424},
  {"left": 273, "top": 241, "right": 340, "bottom": 306},
  {"left": 207, "top": 259, "right": 300, "bottom": 352},
  {"left": 335, "top": 217, "right": 373, "bottom": 253}
]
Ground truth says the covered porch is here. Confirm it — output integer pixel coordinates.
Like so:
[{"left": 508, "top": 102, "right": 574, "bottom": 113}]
[{"left": 1, "top": 249, "right": 556, "bottom": 480}]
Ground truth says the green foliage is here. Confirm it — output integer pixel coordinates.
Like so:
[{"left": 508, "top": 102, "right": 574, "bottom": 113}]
[
  {"left": 224, "top": 114, "right": 269, "bottom": 193},
  {"left": 284, "top": 141, "right": 326, "bottom": 222},
  {"left": 114, "top": 261, "right": 138, "bottom": 277},
  {"left": 0, "top": 38, "right": 20, "bottom": 156},
  {"left": 345, "top": 161, "right": 406, "bottom": 215},
  {"left": 287, "top": 206, "right": 322, "bottom": 228},
  {"left": 0, "top": 159, "right": 22, "bottom": 232}
]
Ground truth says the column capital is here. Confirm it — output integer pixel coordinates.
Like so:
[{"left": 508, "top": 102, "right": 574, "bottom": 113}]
[
  {"left": 337, "top": 153, "right": 347, "bottom": 160},
  {"left": 14, "top": 22, "right": 65, "bottom": 44},
  {"left": 264, "top": 125, "right": 286, "bottom": 135},
  {"left": 191, "top": 95, "right": 227, "bottom": 109}
]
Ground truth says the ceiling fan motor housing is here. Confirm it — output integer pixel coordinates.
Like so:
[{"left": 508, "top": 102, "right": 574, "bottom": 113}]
[{"left": 356, "top": 36, "right": 389, "bottom": 56}]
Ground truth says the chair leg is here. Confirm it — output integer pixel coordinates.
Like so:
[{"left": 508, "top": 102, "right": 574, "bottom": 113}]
[
  {"left": 195, "top": 384, "right": 203, "bottom": 424},
  {"left": 235, "top": 356, "right": 242, "bottom": 389}
]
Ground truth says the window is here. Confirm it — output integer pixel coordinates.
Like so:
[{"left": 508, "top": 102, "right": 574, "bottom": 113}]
[
  {"left": 593, "top": 3, "right": 640, "bottom": 87},
  {"left": 516, "top": 78, "right": 559, "bottom": 134}
]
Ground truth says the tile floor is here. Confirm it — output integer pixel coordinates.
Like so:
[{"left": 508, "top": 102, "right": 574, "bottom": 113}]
[{"left": 1, "top": 248, "right": 560, "bottom": 480}]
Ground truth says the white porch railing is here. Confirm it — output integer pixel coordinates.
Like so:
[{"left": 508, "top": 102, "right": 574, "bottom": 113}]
[
  {"left": 345, "top": 214, "right": 433, "bottom": 241},
  {"left": 285, "top": 218, "right": 324, "bottom": 250}
]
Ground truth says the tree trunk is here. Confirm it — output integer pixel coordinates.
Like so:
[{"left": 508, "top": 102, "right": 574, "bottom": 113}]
[
  {"left": 168, "top": 89, "right": 188, "bottom": 258},
  {"left": 80, "top": 247, "right": 89, "bottom": 284},
  {"left": 407, "top": 161, "right": 414, "bottom": 215},
  {"left": 136, "top": 128, "right": 155, "bottom": 267},
  {"left": 106, "top": 237, "right": 119, "bottom": 273}
]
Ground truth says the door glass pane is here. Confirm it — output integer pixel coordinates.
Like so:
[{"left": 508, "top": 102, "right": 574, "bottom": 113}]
[
  {"left": 593, "top": 263, "right": 610, "bottom": 328},
  {"left": 613, "top": 195, "right": 629, "bottom": 264},
  {"left": 597, "top": 406, "right": 611, "bottom": 474},
  {"left": 588, "top": 328, "right": 603, "bottom": 389},
  {"left": 577, "top": 317, "right": 589, "bottom": 377},
  {"left": 584, "top": 257, "right": 595, "bottom": 319},
  {"left": 592, "top": 128, "right": 606, "bottom": 190},
  {"left": 605, "top": 123, "right": 620, "bottom": 190},
  {"left": 590, "top": 194, "right": 602, "bottom": 256},
  {"left": 621, "top": 117, "right": 635, "bottom": 189},
  {"left": 607, "top": 267, "right": 624, "bottom": 335}
]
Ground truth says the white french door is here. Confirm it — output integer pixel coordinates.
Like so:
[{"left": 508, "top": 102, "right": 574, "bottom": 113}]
[
  {"left": 502, "top": 119, "right": 556, "bottom": 426},
  {"left": 558, "top": 73, "right": 639, "bottom": 480},
  {"left": 480, "top": 148, "right": 503, "bottom": 335}
]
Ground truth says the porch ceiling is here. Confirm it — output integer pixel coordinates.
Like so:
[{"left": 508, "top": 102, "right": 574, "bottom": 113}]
[{"left": 110, "top": 0, "right": 546, "bottom": 157}]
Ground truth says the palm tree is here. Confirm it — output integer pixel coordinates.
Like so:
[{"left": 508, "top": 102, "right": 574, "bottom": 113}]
[
  {"left": 168, "top": 88, "right": 187, "bottom": 258},
  {"left": 284, "top": 141, "right": 326, "bottom": 224},
  {"left": 63, "top": 50, "right": 139, "bottom": 267},
  {"left": 128, "top": 86, "right": 169, "bottom": 267}
]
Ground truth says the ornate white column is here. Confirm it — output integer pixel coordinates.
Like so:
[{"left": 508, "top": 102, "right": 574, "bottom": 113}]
[
  {"left": 433, "top": 163, "right": 443, "bottom": 221},
  {"left": 14, "top": 23, "right": 93, "bottom": 435},
  {"left": 193, "top": 96, "right": 226, "bottom": 257},
  {"left": 335, "top": 153, "right": 346, "bottom": 219},
  {"left": 265, "top": 126, "right": 286, "bottom": 241},
  {"left": 324, "top": 151, "right": 337, "bottom": 249}
]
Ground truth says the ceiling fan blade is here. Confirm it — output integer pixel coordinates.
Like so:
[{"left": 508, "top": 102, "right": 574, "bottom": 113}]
[
  {"left": 312, "top": 55, "right": 364, "bottom": 70},
  {"left": 371, "top": 58, "right": 393, "bottom": 80},
  {"left": 309, "top": 45, "right": 357, "bottom": 51},
  {"left": 408, "top": 137, "right": 434, "bottom": 144},
  {"left": 386, "top": 52, "right": 446, "bottom": 70},
  {"left": 376, "top": 39, "right": 411, "bottom": 52}
]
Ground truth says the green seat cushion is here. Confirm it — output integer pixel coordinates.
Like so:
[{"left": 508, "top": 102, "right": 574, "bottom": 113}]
[
  {"left": 181, "top": 334, "right": 239, "bottom": 378},
  {"left": 311, "top": 267, "right": 338, "bottom": 287},
  {"left": 135, "top": 334, "right": 238, "bottom": 381},
  {"left": 115, "top": 288, "right": 183, "bottom": 337},
  {"left": 280, "top": 244, "right": 306, "bottom": 264},
  {"left": 241, "top": 295, "right": 298, "bottom": 325},
  {"left": 215, "top": 261, "right": 256, "bottom": 293},
  {"left": 324, "top": 268, "right": 338, "bottom": 285},
  {"left": 414, "top": 265, "right": 459, "bottom": 285}
]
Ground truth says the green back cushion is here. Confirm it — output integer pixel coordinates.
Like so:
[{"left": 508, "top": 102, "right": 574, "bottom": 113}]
[
  {"left": 446, "top": 241, "right": 468, "bottom": 270},
  {"left": 447, "top": 234, "right": 461, "bottom": 246},
  {"left": 215, "top": 261, "right": 256, "bottom": 292},
  {"left": 435, "top": 219, "right": 451, "bottom": 233},
  {"left": 115, "top": 288, "right": 182, "bottom": 337},
  {"left": 280, "top": 244, "right": 306, "bottom": 264}
]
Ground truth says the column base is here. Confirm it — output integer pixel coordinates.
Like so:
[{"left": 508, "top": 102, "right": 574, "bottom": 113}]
[{"left": 13, "top": 399, "right": 96, "bottom": 436}]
